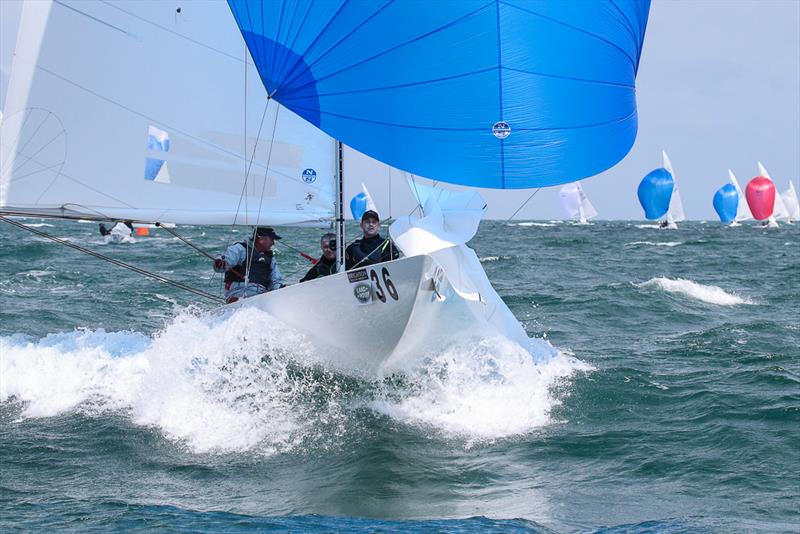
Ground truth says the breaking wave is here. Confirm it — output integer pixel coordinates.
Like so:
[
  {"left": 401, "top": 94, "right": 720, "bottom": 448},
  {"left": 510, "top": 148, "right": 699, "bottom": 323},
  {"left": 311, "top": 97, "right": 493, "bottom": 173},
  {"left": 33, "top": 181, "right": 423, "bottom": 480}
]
[
  {"left": 508, "top": 222, "right": 558, "bottom": 227},
  {"left": 637, "top": 277, "right": 754, "bottom": 305},
  {"left": 1, "top": 308, "right": 588, "bottom": 452},
  {"left": 625, "top": 241, "right": 682, "bottom": 247},
  {"left": 370, "top": 337, "right": 590, "bottom": 444}
]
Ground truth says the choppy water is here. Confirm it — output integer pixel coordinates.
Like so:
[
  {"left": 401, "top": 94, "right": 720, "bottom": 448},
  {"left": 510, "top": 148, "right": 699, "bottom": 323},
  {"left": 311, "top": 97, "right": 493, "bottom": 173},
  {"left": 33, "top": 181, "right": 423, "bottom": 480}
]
[{"left": 1, "top": 219, "right": 798, "bottom": 533}]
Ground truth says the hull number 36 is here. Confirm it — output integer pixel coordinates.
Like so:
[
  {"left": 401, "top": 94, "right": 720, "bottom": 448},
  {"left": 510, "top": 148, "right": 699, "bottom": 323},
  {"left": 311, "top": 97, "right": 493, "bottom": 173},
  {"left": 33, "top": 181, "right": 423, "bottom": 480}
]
[{"left": 370, "top": 267, "right": 399, "bottom": 303}]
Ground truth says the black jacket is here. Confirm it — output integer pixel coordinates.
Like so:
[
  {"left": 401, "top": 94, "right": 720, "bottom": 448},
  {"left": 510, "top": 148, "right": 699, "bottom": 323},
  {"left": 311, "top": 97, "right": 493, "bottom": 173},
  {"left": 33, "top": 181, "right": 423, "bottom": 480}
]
[
  {"left": 344, "top": 235, "right": 399, "bottom": 270},
  {"left": 300, "top": 255, "right": 337, "bottom": 282}
]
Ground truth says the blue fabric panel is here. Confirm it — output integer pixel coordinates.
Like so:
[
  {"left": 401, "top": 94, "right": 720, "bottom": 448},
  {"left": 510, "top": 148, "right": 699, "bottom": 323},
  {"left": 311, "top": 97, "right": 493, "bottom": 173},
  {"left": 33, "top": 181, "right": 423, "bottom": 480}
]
[
  {"left": 228, "top": 0, "right": 650, "bottom": 189},
  {"left": 638, "top": 168, "right": 674, "bottom": 220},
  {"left": 713, "top": 183, "right": 739, "bottom": 223}
]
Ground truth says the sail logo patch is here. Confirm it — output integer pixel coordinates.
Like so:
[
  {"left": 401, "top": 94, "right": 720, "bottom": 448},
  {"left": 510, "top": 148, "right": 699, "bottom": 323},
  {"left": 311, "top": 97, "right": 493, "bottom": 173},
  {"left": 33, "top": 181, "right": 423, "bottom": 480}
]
[
  {"left": 492, "top": 121, "right": 511, "bottom": 139},
  {"left": 302, "top": 168, "right": 317, "bottom": 183},
  {"left": 144, "top": 125, "right": 171, "bottom": 183}
]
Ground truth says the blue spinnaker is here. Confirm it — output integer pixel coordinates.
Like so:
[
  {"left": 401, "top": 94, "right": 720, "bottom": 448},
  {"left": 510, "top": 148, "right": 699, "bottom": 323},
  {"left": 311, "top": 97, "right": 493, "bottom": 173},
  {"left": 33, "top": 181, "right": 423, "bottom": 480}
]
[
  {"left": 638, "top": 168, "right": 673, "bottom": 220},
  {"left": 713, "top": 183, "right": 739, "bottom": 223},
  {"left": 227, "top": 0, "right": 650, "bottom": 189},
  {"left": 350, "top": 192, "right": 368, "bottom": 221}
]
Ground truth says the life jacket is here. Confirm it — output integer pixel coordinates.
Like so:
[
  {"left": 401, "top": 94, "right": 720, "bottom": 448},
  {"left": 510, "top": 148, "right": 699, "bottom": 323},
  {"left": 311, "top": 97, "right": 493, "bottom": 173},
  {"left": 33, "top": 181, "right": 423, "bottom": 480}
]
[{"left": 224, "top": 242, "right": 273, "bottom": 287}]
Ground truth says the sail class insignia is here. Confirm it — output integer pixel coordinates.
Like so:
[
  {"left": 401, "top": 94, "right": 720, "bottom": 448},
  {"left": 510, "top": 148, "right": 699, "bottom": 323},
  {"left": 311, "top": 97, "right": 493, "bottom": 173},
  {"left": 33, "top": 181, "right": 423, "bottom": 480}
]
[{"left": 492, "top": 121, "right": 511, "bottom": 140}]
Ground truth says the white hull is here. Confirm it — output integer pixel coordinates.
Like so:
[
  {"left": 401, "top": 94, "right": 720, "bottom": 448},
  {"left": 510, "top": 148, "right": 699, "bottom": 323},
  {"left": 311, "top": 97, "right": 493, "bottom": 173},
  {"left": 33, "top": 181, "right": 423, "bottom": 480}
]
[{"left": 223, "top": 254, "right": 486, "bottom": 377}]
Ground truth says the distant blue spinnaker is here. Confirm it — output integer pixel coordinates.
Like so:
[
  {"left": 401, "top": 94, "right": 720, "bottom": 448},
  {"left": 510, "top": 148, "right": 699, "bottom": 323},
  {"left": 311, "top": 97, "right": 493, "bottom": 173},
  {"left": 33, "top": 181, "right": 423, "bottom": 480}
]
[
  {"left": 227, "top": 0, "right": 651, "bottom": 189},
  {"left": 713, "top": 183, "right": 739, "bottom": 223},
  {"left": 638, "top": 168, "right": 674, "bottom": 220},
  {"left": 350, "top": 192, "right": 368, "bottom": 221}
]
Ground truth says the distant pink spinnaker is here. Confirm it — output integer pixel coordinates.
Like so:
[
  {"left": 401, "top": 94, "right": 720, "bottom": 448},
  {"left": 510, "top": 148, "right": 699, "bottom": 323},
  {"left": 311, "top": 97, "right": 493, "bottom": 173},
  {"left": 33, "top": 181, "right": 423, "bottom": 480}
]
[{"left": 745, "top": 176, "right": 776, "bottom": 221}]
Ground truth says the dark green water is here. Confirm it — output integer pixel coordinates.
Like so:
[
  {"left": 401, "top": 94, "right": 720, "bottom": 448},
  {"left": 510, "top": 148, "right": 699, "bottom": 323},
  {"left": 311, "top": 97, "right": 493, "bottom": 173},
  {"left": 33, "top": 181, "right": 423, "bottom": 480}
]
[{"left": 1, "top": 219, "right": 798, "bottom": 532}]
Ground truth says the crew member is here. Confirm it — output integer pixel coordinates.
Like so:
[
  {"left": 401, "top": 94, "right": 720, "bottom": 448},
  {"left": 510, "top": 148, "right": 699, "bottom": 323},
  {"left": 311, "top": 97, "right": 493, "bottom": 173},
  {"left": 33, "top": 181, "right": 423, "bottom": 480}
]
[
  {"left": 345, "top": 210, "right": 398, "bottom": 270},
  {"left": 213, "top": 226, "right": 282, "bottom": 303},
  {"left": 300, "top": 233, "right": 337, "bottom": 282}
]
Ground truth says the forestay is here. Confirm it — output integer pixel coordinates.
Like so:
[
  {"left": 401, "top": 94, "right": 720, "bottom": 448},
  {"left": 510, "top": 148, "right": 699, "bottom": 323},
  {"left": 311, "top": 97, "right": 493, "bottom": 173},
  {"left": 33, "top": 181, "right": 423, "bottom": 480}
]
[
  {"left": 0, "top": 0, "right": 335, "bottom": 226},
  {"left": 228, "top": 0, "right": 650, "bottom": 189}
]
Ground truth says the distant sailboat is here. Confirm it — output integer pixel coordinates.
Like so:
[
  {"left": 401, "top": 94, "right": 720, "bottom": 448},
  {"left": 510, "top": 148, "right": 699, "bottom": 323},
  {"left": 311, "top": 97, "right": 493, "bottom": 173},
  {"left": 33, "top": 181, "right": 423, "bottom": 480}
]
[
  {"left": 559, "top": 181, "right": 597, "bottom": 224},
  {"left": 637, "top": 151, "right": 683, "bottom": 229},
  {"left": 712, "top": 183, "right": 738, "bottom": 225},
  {"left": 755, "top": 162, "right": 789, "bottom": 227},
  {"left": 727, "top": 170, "right": 752, "bottom": 226},
  {"left": 781, "top": 181, "right": 800, "bottom": 222},
  {"left": 662, "top": 151, "right": 685, "bottom": 229}
]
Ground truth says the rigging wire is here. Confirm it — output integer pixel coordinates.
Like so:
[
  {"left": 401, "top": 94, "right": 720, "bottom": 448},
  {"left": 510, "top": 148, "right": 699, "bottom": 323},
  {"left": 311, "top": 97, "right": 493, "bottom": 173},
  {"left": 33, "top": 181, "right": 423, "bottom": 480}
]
[
  {"left": 507, "top": 188, "right": 542, "bottom": 221},
  {"left": 155, "top": 222, "right": 215, "bottom": 260},
  {"left": 0, "top": 216, "right": 224, "bottom": 303}
]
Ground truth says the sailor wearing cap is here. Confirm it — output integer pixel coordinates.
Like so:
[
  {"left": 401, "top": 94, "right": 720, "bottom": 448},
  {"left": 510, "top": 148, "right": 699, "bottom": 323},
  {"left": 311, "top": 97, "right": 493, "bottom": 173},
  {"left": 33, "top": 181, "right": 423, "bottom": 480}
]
[
  {"left": 344, "top": 210, "right": 399, "bottom": 270},
  {"left": 213, "top": 226, "right": 283, "bottom": 303}
]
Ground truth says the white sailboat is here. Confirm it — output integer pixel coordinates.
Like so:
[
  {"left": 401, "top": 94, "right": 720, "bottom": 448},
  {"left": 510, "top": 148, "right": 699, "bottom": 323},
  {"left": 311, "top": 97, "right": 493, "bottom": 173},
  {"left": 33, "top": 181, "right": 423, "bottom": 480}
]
[
  {"left": 757, "top": 162, "right": 789, "bottom": 227},
  {"left": 1, "top": 0, "right": 650, "bottom": 377},
  {"left": 558, "top": 181, "right": 598, "bottom": 224},
  {"left": 727, "top": 169, "right": 752, "bottom": 226},
  {"left": 781, "top": 181, "right": 800, "bottom": 222},
  {"left": 661, "top": 151, "right": 685, "bottom": 229}
]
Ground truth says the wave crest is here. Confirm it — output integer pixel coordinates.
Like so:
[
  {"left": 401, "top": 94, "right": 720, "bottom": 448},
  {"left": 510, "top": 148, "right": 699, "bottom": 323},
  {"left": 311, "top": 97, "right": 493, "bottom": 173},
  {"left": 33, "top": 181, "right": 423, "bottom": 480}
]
[{"left": 638, "top": 277, "right": 753, "bottom": 305}]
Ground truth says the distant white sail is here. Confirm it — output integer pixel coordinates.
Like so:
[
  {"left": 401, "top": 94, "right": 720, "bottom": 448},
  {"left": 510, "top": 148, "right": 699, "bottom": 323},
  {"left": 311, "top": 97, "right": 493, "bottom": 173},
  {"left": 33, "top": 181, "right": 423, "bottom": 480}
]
[
  {"left": 757, "top": 162, "right": 789, "bottom": 221},
  {"left": 559, "top": 180, "right": 597, "bottom": 223},
  {"left": 781, "top": 182, "right": 800, "bottom": 221},
  {"left": 0, "top": 0, "right": 335, "bottom": 226},
  {"left": 662, "top": 151, "right": 685, "bottom": 223},
  {"left": 728, "top": 170, "right": 752, "bottom": 221}
]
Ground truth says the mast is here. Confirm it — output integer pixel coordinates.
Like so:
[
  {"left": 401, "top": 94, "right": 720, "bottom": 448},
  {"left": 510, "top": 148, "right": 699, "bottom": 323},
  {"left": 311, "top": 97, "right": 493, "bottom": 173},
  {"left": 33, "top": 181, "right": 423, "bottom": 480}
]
[{"left": 335, "top": 141, "right": 345, "bottom": 271}]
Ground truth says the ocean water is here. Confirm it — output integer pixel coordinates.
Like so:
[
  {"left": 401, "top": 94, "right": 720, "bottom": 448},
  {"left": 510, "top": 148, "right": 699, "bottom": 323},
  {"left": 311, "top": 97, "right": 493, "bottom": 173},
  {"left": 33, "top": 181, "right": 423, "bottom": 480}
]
[{"left": 1, "top": 219, "right": 797, "bottom": 533}]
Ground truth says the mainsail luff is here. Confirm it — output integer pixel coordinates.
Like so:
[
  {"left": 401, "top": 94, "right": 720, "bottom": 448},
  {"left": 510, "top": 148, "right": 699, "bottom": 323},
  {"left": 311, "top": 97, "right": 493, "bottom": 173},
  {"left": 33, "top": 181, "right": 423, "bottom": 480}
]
[{"left": 0, "top": 0, "right": 336, "bottom": 227}]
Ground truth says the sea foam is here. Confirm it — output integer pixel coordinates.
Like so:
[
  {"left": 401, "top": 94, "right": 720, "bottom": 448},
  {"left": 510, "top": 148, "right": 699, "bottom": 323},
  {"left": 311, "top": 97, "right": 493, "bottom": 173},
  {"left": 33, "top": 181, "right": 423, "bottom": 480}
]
[
  {"left": 369, "top": 337, "right": 590, "bottom": 443},
  {"left": 625, "top": 241, "right": 682, "bottom": 247},
  {"left": 638, "top": 277, "right": 753, "bottom": 305},
  {"left": 1, "top": 307, "right": 333, "bottom": 455},
  {"left": 1, "top": 308, "right": 588, "bottom": 451}
]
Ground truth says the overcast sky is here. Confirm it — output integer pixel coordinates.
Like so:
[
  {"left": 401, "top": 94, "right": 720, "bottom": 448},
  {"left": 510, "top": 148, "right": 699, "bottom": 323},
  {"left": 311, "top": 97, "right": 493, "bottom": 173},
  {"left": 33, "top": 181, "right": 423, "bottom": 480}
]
[
  {"left": 352, "top": 0, "right": 800, "bottom": 221},
  {"left": 2, "top": 0, "right": 798, "bottom": 220}
]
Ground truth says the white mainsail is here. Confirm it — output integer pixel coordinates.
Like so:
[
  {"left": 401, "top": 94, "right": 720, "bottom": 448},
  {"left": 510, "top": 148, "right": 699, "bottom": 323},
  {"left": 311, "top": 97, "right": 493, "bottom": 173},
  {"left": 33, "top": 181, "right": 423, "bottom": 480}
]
[
  {"left": 662, "top": 151, "right": 685, "bottom": 226},
  {"left": 0, "top": 0, "right": 335, "bottom": 226},
  {"left": 559, "top": 181, "right": 597, "bottom": 223},
  {"left": 728, "top": 169, "right": 752, "bottom": 222},
  {"left": 781, "top": 182, "right": 800, "bottom": 221}
]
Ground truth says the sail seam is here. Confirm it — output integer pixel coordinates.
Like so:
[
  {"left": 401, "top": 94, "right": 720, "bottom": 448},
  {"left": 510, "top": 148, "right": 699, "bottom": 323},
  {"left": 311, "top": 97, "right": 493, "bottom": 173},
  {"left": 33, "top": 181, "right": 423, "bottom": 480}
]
[
  {"left": 282, "top": 1, "right": 495, "bottom": 97},
  {"left": 502, "top": 0, "right": 637, "bottom": 71},
  {"left": 495, "top": 0, "right": 505, "bottom": 188}
]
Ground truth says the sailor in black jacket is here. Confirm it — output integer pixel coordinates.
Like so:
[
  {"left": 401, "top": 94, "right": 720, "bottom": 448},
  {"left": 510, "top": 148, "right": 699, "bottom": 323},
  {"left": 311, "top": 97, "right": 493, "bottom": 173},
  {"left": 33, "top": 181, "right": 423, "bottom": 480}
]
[
  {"left": 300, "top": 233, "right": 338, "bottom": 282},
  {"left": 344, "top": 210, "right": 399, "bottom": 270}
]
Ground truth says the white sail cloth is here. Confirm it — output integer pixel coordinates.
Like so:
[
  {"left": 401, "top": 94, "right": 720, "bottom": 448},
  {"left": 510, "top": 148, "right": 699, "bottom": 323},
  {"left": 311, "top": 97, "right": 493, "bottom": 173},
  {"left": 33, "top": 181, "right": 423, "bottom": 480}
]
[
  {"left": 728, "top": 170, "right": 752, "bottom": 222},
  {"left": 390, "top": 184, "right": 530, "bottom": 350},
  {"left": 781, "top": 182, "right": 800, "bottom": 221},
  {"left": 757, "top": 162, "right": 791, "bottom": 221},
  {"left": 559, "top": 181, "right": 598, "bottom": 222},
  {"left": 662, "top": 151, "right": 685, "bottom": 223},
  {"left": 0, "top": 0, "right": 335, "bottom": 226}
]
